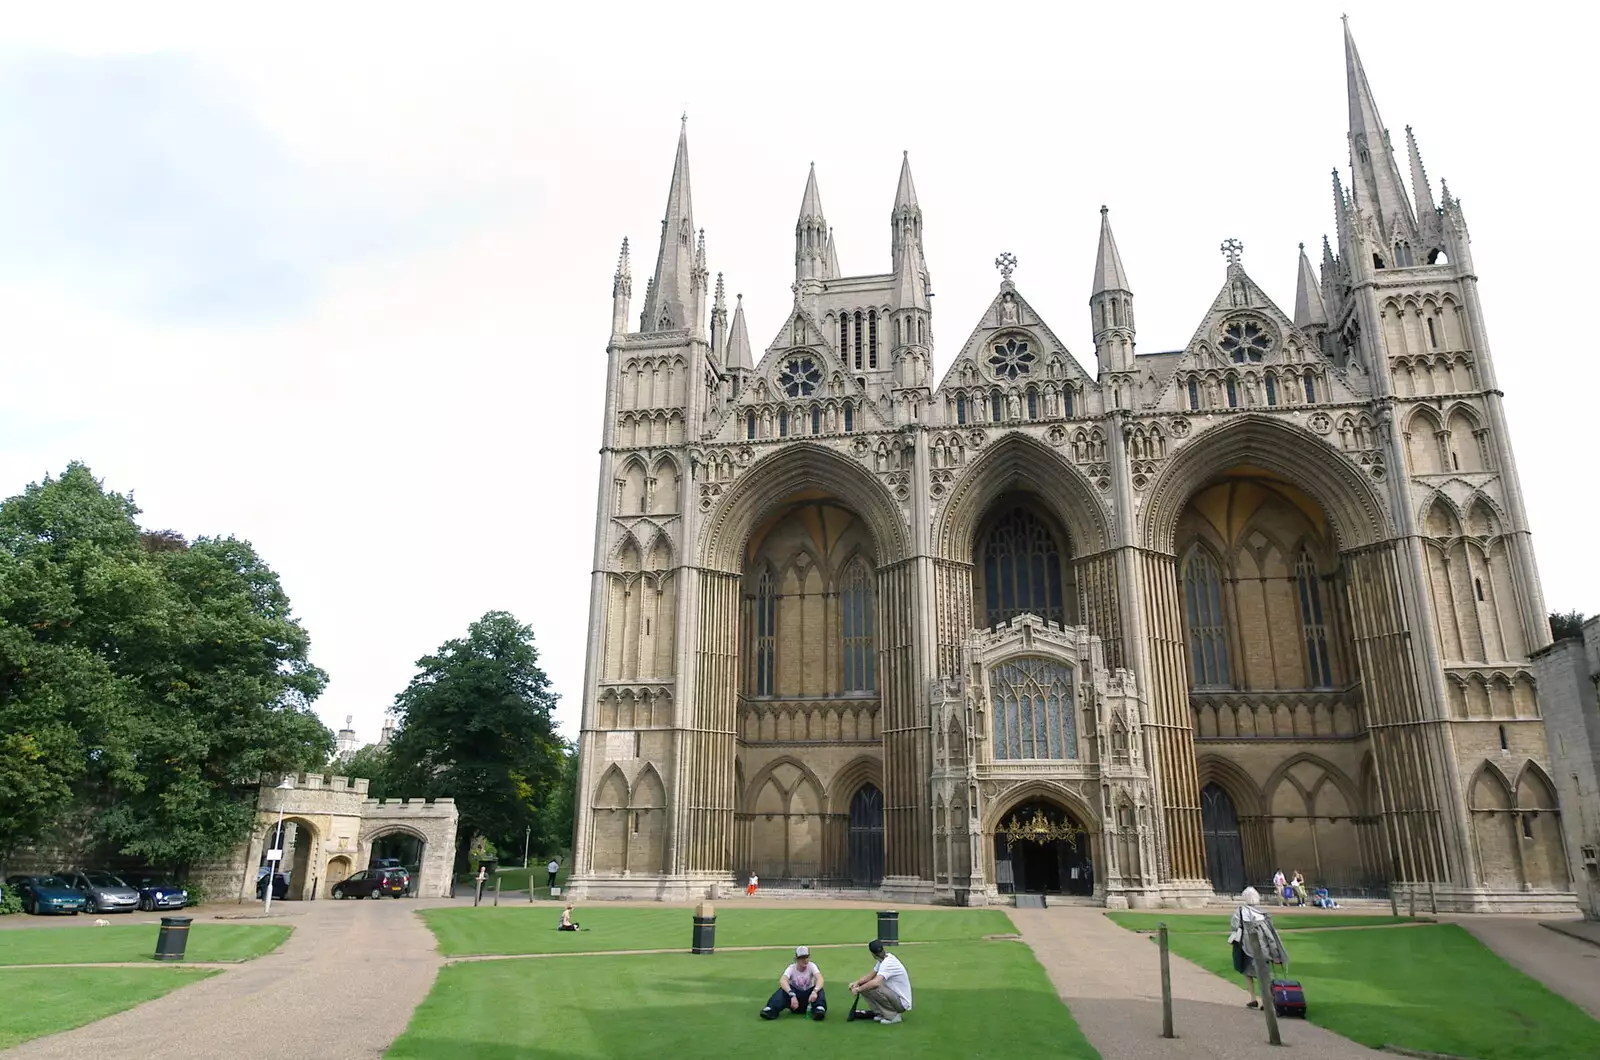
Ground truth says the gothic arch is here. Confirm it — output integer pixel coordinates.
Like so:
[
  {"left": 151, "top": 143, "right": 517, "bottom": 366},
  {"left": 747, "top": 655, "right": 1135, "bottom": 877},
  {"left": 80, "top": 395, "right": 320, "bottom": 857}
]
[
  {"left": 983, "top": 780, "right": 1101, "bottom": 833},
  {"left": 1513, "top": 760, "right": 1559, "bottom": 809},
  {"left": 593, "top": 764, "right": 630, "bottom": 808},
  {"left": 1419, "top": 491, "right": 1465, "bottom": 536},
  {"left": 1194, "top": 754, "right": 1266, "bottom": 816},
  {"left": 825, "top": 755, "right": 884, "bottom": 815},
  {"left": 700, "top": 443, "right": 909, "bottom": 572},
  {"left": 1261, "top": 752, "right": 1361, "bottom": 815},
  {"left": 1467, "top": 760, "right": 1515, "bottom": 807},
  {"left": 936, "top": 431, "right": 1111, "bottom": 560},
  {"left": 614, "top": 532, "right": 643, "bottom": 574},
  {"left": 633, "top": 763, "right": 667, "bottom": 809},
  {"left": 1141, "top": 414, "right": 1390, "bottom": 554},
  {"left": 743, "top": 755, "right": 828, "bottom": 813}
]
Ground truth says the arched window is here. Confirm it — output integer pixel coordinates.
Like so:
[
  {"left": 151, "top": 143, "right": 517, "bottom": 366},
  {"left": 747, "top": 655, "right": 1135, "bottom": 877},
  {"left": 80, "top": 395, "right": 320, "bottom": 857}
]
[
  {"left": 841, "top": 562, "right": 876, "bottom": 692},
  {"left": 1426, "top": 316, "right": 1438, "bottom": 349},
  {"left": 956, "top": 395, "right": 967, "bottom": 425},
  {"left": 1303, "top": 370, "right": 1317, "bottom": 403},
  {"left": 1225, "top": 377, "right": 1238, "bottom": 408},
  {"left": 754, "top": 567, "right": 776, "bottom": 696},
  {"left": 989, "top": 657, "right": 1076, "bottom": 760},
  {"left": 811, "top": 406, "right": 822, "bottom": 435},
  {"left": 1295, "top": 547, "right": 1332, "bottom": 688},
  {"left": 839, "top": 315, "right": 848, "bottom": 356},
  {"left": 1182, "top": 549, "right": 1230, "bottom": 687},
  {"left": 1026, "top": 387, "right": 1039, "bottom": 419},
  {"left": 854, "top": 311, "right": 864, "bottom": 370},
  {"left": 746, "top": 409, "right": 756, "bottom": 440},
  {"left": 1188, "top": 378, "right": 1200, "bottom": 410},
  {"left": 778, "top": 408, "right": 789, "bottom": 437},
  {"left": 980, "top": 506, "right": 1066, "bottom": 627},
  {"left": 868, "top": 310, "right": 879, "bottom": 368},
  {"left": 1265, "top": 374, "right": 1278, "bottom": 406},
  {"left": 991, "top": 391, "right": 1003, "bottom": 422},
  {"left": 844, "top": 403, "right": 855, "bottom": 432},
  {"left": 1064, "top": 387, "right": 1074, "bottom": 417}
]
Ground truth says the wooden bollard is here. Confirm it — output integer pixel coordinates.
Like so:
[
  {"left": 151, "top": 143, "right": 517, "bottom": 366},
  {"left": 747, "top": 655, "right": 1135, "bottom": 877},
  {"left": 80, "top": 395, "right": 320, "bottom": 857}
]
[{"left": 1158, "top": 922, "right": 1174, "bottom": 1039}]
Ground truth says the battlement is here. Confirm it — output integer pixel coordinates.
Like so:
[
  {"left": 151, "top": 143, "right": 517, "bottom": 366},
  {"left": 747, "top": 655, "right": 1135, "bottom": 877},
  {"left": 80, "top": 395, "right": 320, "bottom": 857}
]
[
  {"left": 361, "top": 797, "right": 458, "bottom": 815},
  {"left": 258, "top": 772, "right": 371, "bottom": 796}
]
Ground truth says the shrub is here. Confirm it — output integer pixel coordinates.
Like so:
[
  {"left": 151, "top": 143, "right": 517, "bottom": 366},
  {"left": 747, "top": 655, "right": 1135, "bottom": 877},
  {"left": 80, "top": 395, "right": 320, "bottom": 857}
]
[{"left": 0, "top": 887, "right": 23, "bottom": 915}]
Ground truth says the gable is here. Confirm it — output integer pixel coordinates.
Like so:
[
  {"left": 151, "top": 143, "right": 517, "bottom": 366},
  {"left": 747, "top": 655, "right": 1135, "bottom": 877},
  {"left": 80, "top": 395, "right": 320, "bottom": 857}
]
[{"left": 933, "top": 284, "right": 1094, "bottom": 398}]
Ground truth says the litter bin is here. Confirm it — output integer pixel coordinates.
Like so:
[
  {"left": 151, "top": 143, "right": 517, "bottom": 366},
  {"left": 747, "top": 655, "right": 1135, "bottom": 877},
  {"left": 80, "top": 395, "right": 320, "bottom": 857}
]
[
  {"left": 876, "top": 909, "right": 899, "bottom": 946},
  {"left": 692, "top": 901, "right": 717, "bottom": 955},
  {"left": 154, "top": 916, "right": 193, "bottom": 961},
  {"left": 953, "top": 888, "right": 970, "bottom": 908}
]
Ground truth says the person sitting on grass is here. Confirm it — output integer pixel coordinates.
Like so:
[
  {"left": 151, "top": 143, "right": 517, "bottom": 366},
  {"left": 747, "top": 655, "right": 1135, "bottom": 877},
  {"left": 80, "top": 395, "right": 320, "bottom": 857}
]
[
  {"left": 760, "top": 946, "right": 826, "bottom": 1021},
  {"left": 846, "top": 939, "right": 912, "bottom": 1024},
  {"left": 558, "top": 904, "right": 579, "bottom": 931}
]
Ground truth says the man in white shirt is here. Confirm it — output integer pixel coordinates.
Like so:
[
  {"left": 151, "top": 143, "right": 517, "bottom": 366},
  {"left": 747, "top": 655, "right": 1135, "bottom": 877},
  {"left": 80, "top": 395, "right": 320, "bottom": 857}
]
[
  {"left": 547, "top": 859, "right": 560, "bottom": 890},
  {"left": 760, "top": 945, "right": 827, "bottom": 1021},
  {"left": 848, "top": 939, "right": 913, "bottom": 1024}
]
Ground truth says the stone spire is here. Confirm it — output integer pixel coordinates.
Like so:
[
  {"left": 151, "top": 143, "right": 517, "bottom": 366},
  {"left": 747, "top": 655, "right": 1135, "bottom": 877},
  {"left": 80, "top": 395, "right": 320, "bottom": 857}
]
[
  {"left": 640, "top": 117, "right": 697, "bottom": 332},
  {"left": 1343, "top": 18, "right": 1418, "bottom": 256},
  {"left": 710, "top": 272, "right": 729, "bottom": 365},
  {"left": 1090, "top": 206, "right": 1135, "bottom": 375},
  {"left": 1293, "top": 242, "right": 1329, "bottom": 330},
  {"left": 890, "top": 151, "right": 923, "bottom": 268},
  {"left": 724, "top": 293, "right": 754, "bottom": 371},
  {"left": 610, "top": 237, "right": 632, "bottom": 337},
  {"left": 795, "top": 163, "right": 828, "bottom": 283},
  {"left": 825, "top": 228, "right": 842, "bottom": 280}
]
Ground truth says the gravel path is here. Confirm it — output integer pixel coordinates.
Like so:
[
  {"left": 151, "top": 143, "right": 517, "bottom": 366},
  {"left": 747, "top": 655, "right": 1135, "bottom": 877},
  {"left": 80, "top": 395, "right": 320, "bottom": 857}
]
[
  {"left": 1011, "top": 906, "right": 1381, "bottom": 1059},
  {"left": 5, "top": 898, "right": 441, "bottom": 1060}
]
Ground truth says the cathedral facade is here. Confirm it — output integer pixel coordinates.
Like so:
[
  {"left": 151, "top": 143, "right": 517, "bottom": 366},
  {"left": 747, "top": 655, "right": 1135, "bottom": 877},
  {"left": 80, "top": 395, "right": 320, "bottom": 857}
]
[{"left": 567, "top": 22, "right": 1579, "bottom": 911}]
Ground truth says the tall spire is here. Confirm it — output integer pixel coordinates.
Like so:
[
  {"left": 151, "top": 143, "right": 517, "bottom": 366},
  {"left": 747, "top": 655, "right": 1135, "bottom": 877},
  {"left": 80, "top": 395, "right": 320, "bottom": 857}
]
[
  {"left": 1294, "top": 242, "right": 1329, "bottom": 329},
  {"left": 640, "top": 117, "right": 697, "bottom": 332},
  {"left": 1343, "top": 18, "right": 1417, "bottom": 254},
  {"left": 724, "top": 293, "right": 754, "bottom": 371},
  {"left": 611, "top": 237, "right": 632, "bottom": 336},
  {"left": 1090, "top": 205, "right": 1131, "bottom": 296},
  {"left": 795, "top": 164, "right": 828, "bottom": 283},
  {"left": 825, "top": 228, "right": 841, "bottom": 280},
  {"left": 890, "top": 151, "right": 923, "bottom": 267},
  {"left": 1090, "top": 206, "right": 1136, "bottom": 376},
  {"left": 710, "top": 272, "right": 728, "bottom": 364}
]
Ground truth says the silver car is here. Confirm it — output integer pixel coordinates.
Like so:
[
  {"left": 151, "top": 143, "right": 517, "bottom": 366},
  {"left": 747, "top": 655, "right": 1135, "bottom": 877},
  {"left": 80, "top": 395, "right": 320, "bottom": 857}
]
[{"left": 58, "top": 870, "right": 141, "bottom": 914}]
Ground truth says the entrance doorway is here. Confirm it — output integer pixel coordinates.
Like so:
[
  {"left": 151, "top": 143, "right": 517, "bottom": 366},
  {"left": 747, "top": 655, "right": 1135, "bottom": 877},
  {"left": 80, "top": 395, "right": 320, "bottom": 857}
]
[
  {"left": 847, "top": 784, "right": 884, "bottom": 886},
  {"left": 259, "top": 817, "right": 318, "bottom": 900},
  {"left": 993, "top": 800, "right": 1093, "bottom": 896},
  {"left": 1201, "top": 783, "right": 1247, "bottom": 895},
  {"left": 369, "top": 831, "right": 426, "bottom": 896}
]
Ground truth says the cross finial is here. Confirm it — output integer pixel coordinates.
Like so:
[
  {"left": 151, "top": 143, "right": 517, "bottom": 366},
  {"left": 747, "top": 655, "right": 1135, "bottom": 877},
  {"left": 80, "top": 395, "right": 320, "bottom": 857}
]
[
  {"left": 995, "top": 251, "right": 1018, "bottom": 284},
  {"left": 1220, "top": 238, "right": 1244, "bottom": 266}
]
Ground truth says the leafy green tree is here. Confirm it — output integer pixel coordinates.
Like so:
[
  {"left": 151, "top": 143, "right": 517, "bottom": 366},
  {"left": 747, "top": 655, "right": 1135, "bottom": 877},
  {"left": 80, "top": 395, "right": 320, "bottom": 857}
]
[
  {"left": 384, "top": 611, "right": 564, "bottom": 873},
  {"left": 1550, "top": 611, "right": 1588, "bottom": 640},
  {"left": 0, "top": 463, "right": 332, "bottom": 868},
  {"left": 339, "top": 742, "right": 395, "bottom": 796},
  {"left": 536, "top": 740, "right": 579, "bottom": 859}
]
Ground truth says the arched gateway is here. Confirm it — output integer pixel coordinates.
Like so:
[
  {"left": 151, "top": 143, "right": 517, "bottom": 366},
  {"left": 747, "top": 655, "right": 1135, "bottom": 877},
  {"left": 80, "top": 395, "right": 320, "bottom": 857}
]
[{"left": 568, "top": 48, "right": 1582, "bottom": 915}]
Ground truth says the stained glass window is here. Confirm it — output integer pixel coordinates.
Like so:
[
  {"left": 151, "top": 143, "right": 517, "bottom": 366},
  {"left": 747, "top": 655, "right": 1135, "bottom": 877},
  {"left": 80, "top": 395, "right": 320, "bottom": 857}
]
[
  {"left": 1296, "top": 548, "right": 1333, "bottom": 688},
  {"left": 841, "top": 563, "right": 876, "bottom": 692},
  {"left": 989, "top": 657, "right": 1076, "bottom": 760},
  {"left": 754, "top": 568, "right": 776, "bottom": 696},
  {"left": 989, "top": 336, "right": 1035, "bottom": 379},
  {"left": 1183, "top": 549, "right": 1230, "bottom": 687},
  {"left": 980, "top": 507, "right": 1065, "bottom": 627},
  {"left": 779, "top": 357, "right": 821, "bottom": 398},
  {"left": 1221, "top": 320, "right": 1271, "bottom": 363}
]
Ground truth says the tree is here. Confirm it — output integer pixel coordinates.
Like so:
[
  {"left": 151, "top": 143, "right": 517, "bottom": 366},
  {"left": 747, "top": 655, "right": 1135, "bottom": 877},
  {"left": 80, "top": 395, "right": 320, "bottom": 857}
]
[
  {"left": 534, "top": 740, "right": 578, "bottom": 859},
  {"left": 384, "top": 611, "right": 564, "bottom": 873},
  {"left": 339, "top": 742, "right": 395, "bottom": 796},
  {"left": 1550, "top": 611, "right": 1588, "bottom": 640},
  {"left": 0, "top": 463, "right": 333, "bottom": 867}
]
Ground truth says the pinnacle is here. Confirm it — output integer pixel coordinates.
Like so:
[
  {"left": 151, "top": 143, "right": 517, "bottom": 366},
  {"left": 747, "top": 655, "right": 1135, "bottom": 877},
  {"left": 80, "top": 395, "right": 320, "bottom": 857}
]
[{"left": 1091, "top": 206, "right": 1131, "bottom": 297}]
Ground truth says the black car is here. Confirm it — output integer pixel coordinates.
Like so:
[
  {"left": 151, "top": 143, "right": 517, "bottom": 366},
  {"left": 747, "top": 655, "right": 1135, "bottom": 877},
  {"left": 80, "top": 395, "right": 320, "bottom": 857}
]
[
  {"left": 256, "top": 870, "right": 290, "bottom": 900},
  {"left": 6, "top": 874, "right": 87, "bottom": 915},
  {"left": 332, "top": 868, "right": 407, "bottom": 899},
  {"left": 123, "top": 874, "right": 191, "bottom": 911}
]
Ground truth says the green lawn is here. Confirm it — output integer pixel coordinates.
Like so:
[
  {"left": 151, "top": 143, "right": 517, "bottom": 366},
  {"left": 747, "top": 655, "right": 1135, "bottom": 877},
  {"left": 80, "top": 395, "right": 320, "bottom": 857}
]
[
  {"left": 1107, "top": 911, "right": 1421, "bottom": 933},
  {"left": 0, "top": 967, "right": 216, "bottom": 1048},
  {"left": 0, "top": 923, "right": 291, "bottom": 965},
  {"left": 1130, "top": 919, "right": 1600, "bottom": 1060},
  {"left": 419, "top": 905, "right": 1016, "bottom": 956},
  {"left": 387, "top": 941, "right": 1095, "bottom": 1059}
]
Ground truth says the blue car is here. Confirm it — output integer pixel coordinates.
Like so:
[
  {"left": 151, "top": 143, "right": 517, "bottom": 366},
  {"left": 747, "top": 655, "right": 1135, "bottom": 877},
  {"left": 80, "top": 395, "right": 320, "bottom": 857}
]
[
  {"left": 5, "top": 874, "right": 88, "bottom": 916},
  {"left": 122, "top": 874, "right": 191, "bottom": 911}
]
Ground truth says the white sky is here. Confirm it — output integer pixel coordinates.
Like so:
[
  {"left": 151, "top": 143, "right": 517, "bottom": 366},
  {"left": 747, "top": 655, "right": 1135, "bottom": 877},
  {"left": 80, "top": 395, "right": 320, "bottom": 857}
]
[{"left": 1, "top": 2, "right": 1593, "bottom": 746}]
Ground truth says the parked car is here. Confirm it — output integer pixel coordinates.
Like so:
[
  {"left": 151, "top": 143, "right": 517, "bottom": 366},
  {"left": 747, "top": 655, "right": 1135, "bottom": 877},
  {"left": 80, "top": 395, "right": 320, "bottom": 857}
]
[
  {"left": 122, "top": 874, "right": 191, "bottom": 911},
  {"left": 6, "top": 874, "right": 87, "bottom": 916},
  {"left": 256, "top": 870, "right": 289, "bottom": 900},
  {"left": 331, "top": 868, "right": 407, "bottom": 899},
  {"left": 57, "top": 870, "right": 140, "bottom": 914},
  {"left": 370, "top": 857, "right": 403, "bottom": 870}
]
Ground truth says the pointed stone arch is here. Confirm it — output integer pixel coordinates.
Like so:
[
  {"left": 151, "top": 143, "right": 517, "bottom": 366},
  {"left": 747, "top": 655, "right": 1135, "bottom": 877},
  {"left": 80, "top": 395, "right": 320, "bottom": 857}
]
[
  {"left": 936, "top": 431, "right": 1111, "bottom": 560},
  {"left": 650, "top": 454, "right": 682, "bottom": 515},
  {"left": 1262, "top": 752, "right": 1361, "bottom": 814}
]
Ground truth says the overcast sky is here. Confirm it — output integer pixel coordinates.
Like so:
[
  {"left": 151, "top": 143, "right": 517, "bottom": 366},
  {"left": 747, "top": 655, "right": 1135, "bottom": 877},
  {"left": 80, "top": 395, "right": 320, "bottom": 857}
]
[{"left": 1, "top": 2, "right": 1592, "bottom": 747}]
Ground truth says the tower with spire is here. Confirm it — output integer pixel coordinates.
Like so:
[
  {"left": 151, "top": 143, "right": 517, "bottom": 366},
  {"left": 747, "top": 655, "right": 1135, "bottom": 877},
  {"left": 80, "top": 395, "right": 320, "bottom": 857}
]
[{"left": 569, "top": 22, "right": 1576, "bottom": 918}]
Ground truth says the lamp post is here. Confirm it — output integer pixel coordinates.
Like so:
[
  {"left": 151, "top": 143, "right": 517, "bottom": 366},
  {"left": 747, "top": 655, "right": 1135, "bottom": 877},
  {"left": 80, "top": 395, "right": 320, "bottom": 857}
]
[{"left": 263, "top": 776, "right": 295, "bottom": 915}]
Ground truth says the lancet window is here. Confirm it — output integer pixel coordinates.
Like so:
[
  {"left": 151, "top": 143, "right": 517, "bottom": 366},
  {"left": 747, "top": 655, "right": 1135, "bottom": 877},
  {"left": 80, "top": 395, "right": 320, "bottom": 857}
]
[
  {"left": 980, "top": 507, "right": 1066, "bottom": 627},
  {"left": 753, "top": 567, "right": 777, "bottom": 696},
  {"left": 1296, "top": 547, "right": 1333, "bottom": 688},
  {"left": 1182, "top": 549, "right": 1230, "bottom": 688},
  {"left": 989, "top": 656, "right": 1077, "bottom": 761},
  {"left": 841, "top": 562, "right": 876, "bottom": 692}
]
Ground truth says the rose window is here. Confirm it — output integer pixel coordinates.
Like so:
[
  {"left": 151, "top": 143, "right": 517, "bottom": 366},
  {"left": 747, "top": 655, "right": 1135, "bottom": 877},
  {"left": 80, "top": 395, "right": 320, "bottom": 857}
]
[
  {"left": 778, "top": 357, "right": 821, "bottom": 397},
  {"left": 1221, "top": 321, "right": 1271, "bottom": 363},
  {"left": 989, "top": 336, "right": 1035, "bottom": 379}
]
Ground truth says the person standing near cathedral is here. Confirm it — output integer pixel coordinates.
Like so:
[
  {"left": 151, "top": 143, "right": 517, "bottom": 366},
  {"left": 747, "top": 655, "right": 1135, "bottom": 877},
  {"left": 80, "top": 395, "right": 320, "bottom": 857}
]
[
  {"left": 746, "top": 872, "right": 759, "bottom": 897},
  {"left": 760, "top": 946, "right": 826, "bottom": 1020},
  {"left": 547, "top": 858, "right": 560, "bottom": 891}
]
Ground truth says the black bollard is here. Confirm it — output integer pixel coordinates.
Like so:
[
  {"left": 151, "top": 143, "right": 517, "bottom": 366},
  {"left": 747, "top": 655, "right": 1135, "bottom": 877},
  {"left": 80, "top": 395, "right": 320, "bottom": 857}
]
[
  {"left": 692, "top": 901, "right": 716, "bottom": 954},
  {"left": 154, "top": 916, "right": 193, "bottom": 962},
  {"left": 876, "top": 909, "right": 899, "bottom": 946}
]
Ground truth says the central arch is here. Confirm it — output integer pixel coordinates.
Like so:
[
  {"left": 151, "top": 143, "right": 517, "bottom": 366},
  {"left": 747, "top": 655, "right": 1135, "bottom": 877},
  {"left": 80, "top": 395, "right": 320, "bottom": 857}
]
[
  {"left": 936, "top": 432, "right": 1111, "bottom": 561},
  {"left": 984, "top": 782, "right": 1101, "bottom": 897}
]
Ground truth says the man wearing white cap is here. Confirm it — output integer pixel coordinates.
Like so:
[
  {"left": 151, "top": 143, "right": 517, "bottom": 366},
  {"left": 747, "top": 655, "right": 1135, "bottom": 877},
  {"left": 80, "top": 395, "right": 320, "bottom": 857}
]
[{"left": 760, "top": 945, "right": 827, "bottom": 1021}]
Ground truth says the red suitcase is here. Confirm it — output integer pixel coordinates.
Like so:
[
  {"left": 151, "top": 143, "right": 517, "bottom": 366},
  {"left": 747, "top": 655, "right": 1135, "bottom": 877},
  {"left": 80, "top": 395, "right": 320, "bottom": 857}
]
[{"left": 1270, "top": 978, "right": 1307, "bottom": 1018}]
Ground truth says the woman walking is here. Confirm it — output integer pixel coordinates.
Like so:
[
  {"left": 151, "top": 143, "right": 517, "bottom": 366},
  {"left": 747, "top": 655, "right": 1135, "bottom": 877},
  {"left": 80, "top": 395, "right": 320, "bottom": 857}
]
[{"left": 1228, "top": 887, "right": 1288, "bottom": 1007}]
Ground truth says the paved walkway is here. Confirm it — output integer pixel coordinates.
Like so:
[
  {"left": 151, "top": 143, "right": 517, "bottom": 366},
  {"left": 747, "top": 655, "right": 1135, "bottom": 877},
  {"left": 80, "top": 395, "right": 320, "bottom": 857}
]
[
  {"left": 1441, "top": 915, "right": 1600, "bottom": 1020},
  {"left": 5, "top": 899, "right": 442, "bottom": 1060},
  {"left": 1011, "top": 907, "right": 1381, "bottom": 1059}
]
